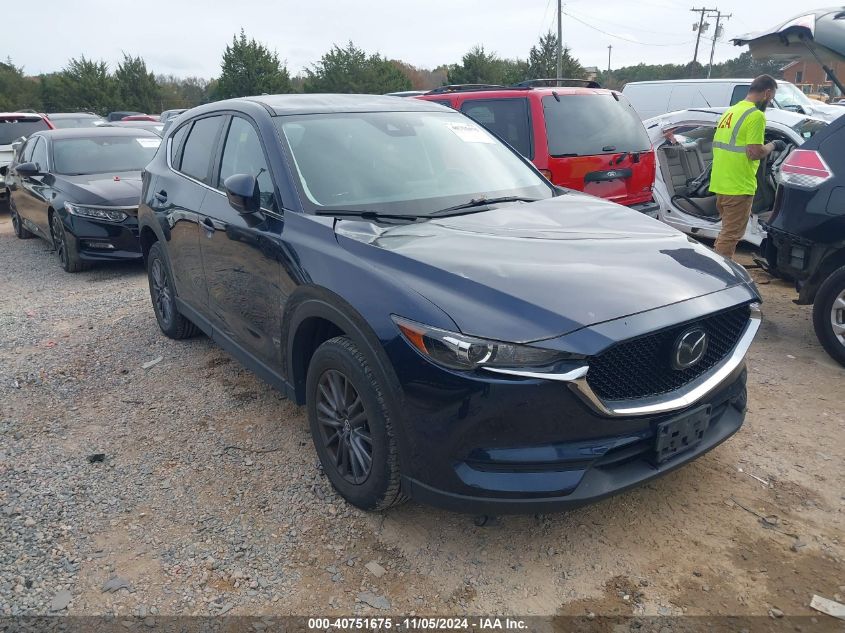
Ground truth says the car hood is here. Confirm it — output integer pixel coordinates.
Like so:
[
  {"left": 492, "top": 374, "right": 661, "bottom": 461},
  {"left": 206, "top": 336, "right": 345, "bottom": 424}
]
[
  {"left": 61, "top": 172, "right": 143, "bottom": 206},
  {"left": 335, "top": 194, "right": 753, "bottom": 342}
]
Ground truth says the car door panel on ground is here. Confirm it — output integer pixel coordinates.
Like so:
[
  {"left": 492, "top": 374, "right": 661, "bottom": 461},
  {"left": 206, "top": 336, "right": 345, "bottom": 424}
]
[
  {"left": 198, "top": 114, "right": 285, "bottom": 370},
  {"left": 14, "top": 137, "right": 52, "bottom": 238},
  {"left": 155, "top": 116, "right": 224, "bottom": 312}
]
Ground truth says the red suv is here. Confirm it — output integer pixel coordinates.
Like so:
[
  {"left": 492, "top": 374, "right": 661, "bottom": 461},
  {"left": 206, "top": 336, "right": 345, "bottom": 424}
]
[{"left": 416, "top": 81, "right": 657, "bottom": 213}]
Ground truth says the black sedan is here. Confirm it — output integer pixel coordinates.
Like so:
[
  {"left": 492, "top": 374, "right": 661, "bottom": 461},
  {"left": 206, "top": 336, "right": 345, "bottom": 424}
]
[{"left": 8, "top": 127, "right": 161, "bottom": 272}]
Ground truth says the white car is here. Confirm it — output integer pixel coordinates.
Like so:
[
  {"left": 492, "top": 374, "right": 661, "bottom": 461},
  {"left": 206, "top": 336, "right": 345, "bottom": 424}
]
[
  {"left": 623, "top": 79, "right": 842, "bottom": 123},
  {"left": 645, "top": 107, "right": 828, "bottom": 246},
  {"left": 1, "top": 113, "right": 52, "bottom": 209}
]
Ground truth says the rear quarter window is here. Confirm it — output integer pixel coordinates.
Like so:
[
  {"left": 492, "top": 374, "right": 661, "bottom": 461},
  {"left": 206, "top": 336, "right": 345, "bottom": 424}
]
[{"left": 460, "top": 98, "right": 532, "bottom": 159}]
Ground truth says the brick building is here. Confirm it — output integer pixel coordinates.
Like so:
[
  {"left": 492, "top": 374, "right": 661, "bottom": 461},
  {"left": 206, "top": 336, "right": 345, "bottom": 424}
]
[{"left": 782, "top": 60, "right": 845, "bottom": 100}]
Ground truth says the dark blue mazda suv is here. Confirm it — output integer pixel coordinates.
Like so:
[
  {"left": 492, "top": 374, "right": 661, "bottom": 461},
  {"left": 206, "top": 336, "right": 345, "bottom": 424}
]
[{"left": 138, "top": 94, "right": 761, "bottom": 513}]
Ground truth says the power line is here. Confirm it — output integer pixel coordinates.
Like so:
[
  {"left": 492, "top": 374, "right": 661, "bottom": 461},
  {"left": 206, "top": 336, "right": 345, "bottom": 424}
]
[
  {"left": 707, "top": 10, "right": 731, "bottom": 77},
  {"left": 562, "top": 11, "right": 694, "bottom": 47},
  {"left": 690, "top": 7, "right": 717, "bottom": 64},
  {"left": 564, "top": 8, "right": 699, "bottom": 37}
]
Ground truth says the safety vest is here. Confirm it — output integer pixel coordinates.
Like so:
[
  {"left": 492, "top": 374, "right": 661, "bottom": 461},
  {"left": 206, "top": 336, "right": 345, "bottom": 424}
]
[{"left": 709, "top": 100, "right": 765, "bottom": 196}]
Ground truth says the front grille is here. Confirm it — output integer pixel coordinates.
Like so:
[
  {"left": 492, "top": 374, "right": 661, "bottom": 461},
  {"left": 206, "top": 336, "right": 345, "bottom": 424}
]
[{"left": 586, "top": 304, "right": 751, "bottom": 402}]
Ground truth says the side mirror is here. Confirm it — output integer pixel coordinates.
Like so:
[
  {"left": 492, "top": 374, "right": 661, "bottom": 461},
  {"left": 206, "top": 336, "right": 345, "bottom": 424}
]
[
  {"left": 15, "top": 162, "right": 40, "bottom": 178},
  {"left": 224, "top": 173, "right": 260, "bottom": 215}
]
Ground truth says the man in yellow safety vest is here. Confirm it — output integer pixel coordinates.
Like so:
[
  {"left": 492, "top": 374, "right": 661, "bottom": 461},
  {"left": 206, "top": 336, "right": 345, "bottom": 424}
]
[{"left": 709, "top": 74, "right": 786, "bottom": 259}]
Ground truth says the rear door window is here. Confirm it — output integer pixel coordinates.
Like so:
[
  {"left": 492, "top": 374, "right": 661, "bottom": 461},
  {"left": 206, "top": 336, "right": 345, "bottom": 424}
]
[
  {"left": 217, "top": 116, "right": 277, "bottom": 211},
  {"left": 460, "top": 98, "right": 532, "bottom": 158},
  {"left": 542, "top": 94, "right": 651, "bottom": 157},
  {"left": 0, "top": 117, "right": 50, "bottom": 145},
  {"left": 179, "top": 116, "right": 224, "bottom": 184}
]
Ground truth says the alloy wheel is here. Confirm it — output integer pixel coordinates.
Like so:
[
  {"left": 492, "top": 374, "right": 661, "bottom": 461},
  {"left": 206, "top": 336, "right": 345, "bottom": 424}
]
[
  {"left": 150, "top": 258, "right": 174, "bottom": 326},
  {"left": 832, "top": 288, "right": 845, "bottom": 347},
  {"left": 50, "top": 214, "right": 67, "bottom": 268},
  {"left": 315, "top": 369, "right": 373, "bottom": 485}
]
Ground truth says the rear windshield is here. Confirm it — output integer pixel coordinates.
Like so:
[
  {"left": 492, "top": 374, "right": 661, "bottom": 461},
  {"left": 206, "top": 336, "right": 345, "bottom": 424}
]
[
  {"left": 52, "top": 136, "right": 160, "bottom": 175},
  {"left": 792, "top": 118, "right": 828, "bottom": 141},
  {"left": 542, "top": 94, "right": 651, "bottom": 156},
  {"left": 0, "top": 117, "right": 50, "bottom": 145}
]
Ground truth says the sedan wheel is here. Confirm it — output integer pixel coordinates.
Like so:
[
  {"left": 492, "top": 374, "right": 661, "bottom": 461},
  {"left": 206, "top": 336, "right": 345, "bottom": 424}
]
[{"left": 49, "top": 213, "right": 86, "bottom": 272}]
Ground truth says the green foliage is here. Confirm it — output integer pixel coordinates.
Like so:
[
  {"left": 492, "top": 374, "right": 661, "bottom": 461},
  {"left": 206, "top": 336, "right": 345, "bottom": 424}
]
[
  {"left": 157, "top": 75, "right": 216, "bottom": 109},
  {"left": 600, "top": 54, "right": 784, "bottom": 90},
  {"left": 40, "top": 57, "right": 119, "bottom": 113},
  {"left": 528, "top": 32, "right": 585, "bottom": 80},
  {"left": 447, "top": 45, "right": 509, "bottom": 85},
  {"left": 115, "top": 54, "right": 160, "bottom": 112},
  {"left": 0, "top": 60, "right": 41, "bottom": 111},
  {"left": 217, "top": 29, "right": 293, "bottom": 99},
  {"left": 304, "top": 42, "right": 410, "bottom": 94}
]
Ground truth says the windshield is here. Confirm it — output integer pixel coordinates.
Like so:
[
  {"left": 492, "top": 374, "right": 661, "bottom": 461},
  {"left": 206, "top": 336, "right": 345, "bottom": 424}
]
[
  {"left": 792, "top": 118, "right": 828, "bottom": 141},
  {"left": 542, "top": 94, "right": 651, "bottom": 156},
  {"left": 50, "top": 117, "right": 104, "bottom": 129},
  {"left": 776, "top": 82, "right": 815, "bottom": 109},
  {"left": 0, "top": 117, "right": 50, "bottom": 145},
  {"left": 274, "top": 111, "right": 551, "bottom": 215},
  {"left": 52, "top": 136, "right": 160, "bottom": 175}
]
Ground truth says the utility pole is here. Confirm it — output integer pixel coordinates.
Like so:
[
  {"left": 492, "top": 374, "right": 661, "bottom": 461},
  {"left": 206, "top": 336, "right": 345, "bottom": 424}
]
[
  {"left": 707, "top": 10, "right": 731, "bottom": 78},
  {"left": 607, "top": 44, "right": 612, "bottom": 73},
  {"left": 556, "top": 0, "right": 563, "bottom": 79},
  {"left": 691, "top": 7, "right": 716, "bottom": 64}
]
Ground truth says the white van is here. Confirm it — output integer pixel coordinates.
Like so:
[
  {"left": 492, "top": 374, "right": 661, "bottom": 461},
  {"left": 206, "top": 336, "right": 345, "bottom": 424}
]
[{"left": 622, "top": 79, "right": 842, "bottom": 122}]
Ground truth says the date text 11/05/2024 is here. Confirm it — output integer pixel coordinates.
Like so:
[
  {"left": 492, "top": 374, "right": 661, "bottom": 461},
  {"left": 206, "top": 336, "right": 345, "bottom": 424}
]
[{"left": 307, "top": 617, "right": 528, "bottom": 630}]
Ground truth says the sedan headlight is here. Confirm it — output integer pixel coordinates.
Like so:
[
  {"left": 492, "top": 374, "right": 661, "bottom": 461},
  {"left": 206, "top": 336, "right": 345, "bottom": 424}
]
[
  {"left": 392, "top": 316, "right": 575, "bottom": 371},
  {"left": 64, "top": 202, "right": 128, "bottom": 223}
]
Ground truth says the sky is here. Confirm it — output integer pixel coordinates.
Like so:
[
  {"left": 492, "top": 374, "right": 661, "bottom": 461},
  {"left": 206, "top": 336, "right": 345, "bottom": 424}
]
[{"left": 5, "top": 0, "right": 803, "bottom": 79}]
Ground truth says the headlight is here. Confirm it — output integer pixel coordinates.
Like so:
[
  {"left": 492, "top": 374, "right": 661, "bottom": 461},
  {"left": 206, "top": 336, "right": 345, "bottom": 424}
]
[
  {"left": 64, "top": 202, "right": 128, "bottom": 223},
  {"left": 392, "top": 316, "right": 575, "bottom": 371}
]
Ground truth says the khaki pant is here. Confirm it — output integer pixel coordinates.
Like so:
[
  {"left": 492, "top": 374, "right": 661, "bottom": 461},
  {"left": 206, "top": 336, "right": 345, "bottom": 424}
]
[{"left": 714, "top": 194, "right": 754, "bottom": 259}]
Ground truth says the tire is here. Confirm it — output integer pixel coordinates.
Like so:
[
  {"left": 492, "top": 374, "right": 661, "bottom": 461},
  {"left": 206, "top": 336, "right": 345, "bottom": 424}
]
[
  {"left": 812, "top": 266, "right": 845, "bottom": 367},
  {"left": 306, "top": 336, "right": 406, "bottom": 511},
  {"left": 147, "top": 241, "right": 198, "bottom": 339},
  {"left": 50, "top": 211, "right": 88, "bottom": 273},
  {"left": 11, "top": 206, "right": 34, "bottom": 240}
]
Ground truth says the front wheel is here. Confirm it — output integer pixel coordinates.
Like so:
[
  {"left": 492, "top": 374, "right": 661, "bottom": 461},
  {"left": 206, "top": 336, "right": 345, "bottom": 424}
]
[
  {"left": 50, "top": 212, "right": 87, "bottom": 272},
  {"left": 11, "top": 206, "right": 34, "bottom": 239},
  {"left": 306, "top": 336, "right": 406, "bottom": 511},
  {"left": 812, "top": 266, "right": 845, "bottom": 367}
]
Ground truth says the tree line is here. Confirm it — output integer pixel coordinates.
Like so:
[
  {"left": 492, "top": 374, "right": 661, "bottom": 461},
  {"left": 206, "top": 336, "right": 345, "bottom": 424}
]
[{"left": 0, "top": 29, "right": 782, "bottom": 115}]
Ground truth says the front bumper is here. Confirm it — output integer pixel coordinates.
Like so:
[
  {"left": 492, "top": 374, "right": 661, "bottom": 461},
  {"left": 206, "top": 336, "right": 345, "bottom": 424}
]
[{"left": 66, "top": 214, "right": 142, "bottom": 262}]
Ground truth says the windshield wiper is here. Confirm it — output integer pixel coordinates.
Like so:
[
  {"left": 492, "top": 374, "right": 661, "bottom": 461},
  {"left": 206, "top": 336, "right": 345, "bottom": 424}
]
[
  {"left": 430, "top": 196, "right": 538, "bottom": 217},
  {"left": 314, "top": 210, "right": 423, "bottom": 222}
]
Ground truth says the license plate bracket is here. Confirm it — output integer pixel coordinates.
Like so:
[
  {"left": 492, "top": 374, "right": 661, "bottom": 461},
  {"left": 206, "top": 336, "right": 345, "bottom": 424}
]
[{"left": 653, "top": 405, "right": 712, "bottom": 465}]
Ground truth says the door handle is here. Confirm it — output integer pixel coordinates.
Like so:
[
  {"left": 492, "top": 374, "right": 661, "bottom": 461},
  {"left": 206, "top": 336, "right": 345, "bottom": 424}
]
[
  {"left": 154, "top": 190, "right": 168, "bottom": 203},
  {"left": 201, "top": 217, "right": 216, "bottom": 232}
]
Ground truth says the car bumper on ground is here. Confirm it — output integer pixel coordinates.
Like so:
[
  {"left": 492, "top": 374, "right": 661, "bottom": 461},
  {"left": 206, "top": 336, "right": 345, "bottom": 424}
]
[
  {"left": 628, "top": 199, "right": 660, "bottom": 218},
  {"left": 66, "top": 215, "right": 142, "bottom": 262}
]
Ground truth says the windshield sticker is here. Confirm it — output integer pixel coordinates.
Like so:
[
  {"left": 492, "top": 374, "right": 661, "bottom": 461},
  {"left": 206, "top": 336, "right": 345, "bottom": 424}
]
[
  {"left": 446, "top": 121, "right": 494, "bottom": 143},
  {"left": 136, "top": 138, "right": 161, "bottom": 148}
]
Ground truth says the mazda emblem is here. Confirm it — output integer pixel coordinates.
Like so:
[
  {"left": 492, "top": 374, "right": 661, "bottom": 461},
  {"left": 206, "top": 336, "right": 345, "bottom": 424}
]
[
  {"left": 672, "top": 328, "right": 708, "bottom": 370},
  {"left": 606, "top": 171, "right": 617, "bottom": 178}
]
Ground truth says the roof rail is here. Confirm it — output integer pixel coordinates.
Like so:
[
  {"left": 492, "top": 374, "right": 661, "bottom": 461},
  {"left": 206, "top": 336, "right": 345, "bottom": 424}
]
[
  {"left": 511, "top": 78, "right": 602, "bottom": 89},
  {"left": 425, "top": 84, "right": 523, "bottom": 95}
]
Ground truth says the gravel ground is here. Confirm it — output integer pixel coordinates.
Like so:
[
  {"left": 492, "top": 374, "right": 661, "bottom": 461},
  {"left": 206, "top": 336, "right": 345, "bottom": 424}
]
[{"left": 1, "top": 211, "right": 843, "bottom": 619}]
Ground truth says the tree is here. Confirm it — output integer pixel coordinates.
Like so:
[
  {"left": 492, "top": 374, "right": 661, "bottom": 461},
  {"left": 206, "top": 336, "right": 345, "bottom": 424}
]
[
  {"left": 527, "top": 32, "right": 585, "bottom": 80},
  {"left": 115, "top": 54, "right": 160, "bottom": 112},
  {"left": 217, "top": 30, "right": 292, "bottom": 99},
  {"left": 304, "top": 42, "right": 411, "bottom": 93},
  {"left": 157, "top": 74, "right": 215, "bottom": 109},
  {"left": 39, "top": 57, "right": 118, "bottom": 113},
  {"left": 0, "top": 60, "right": 41, "bottom": 111},
  {"left": 447, "top": 46, "right": 505, "bottom": 85}
]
